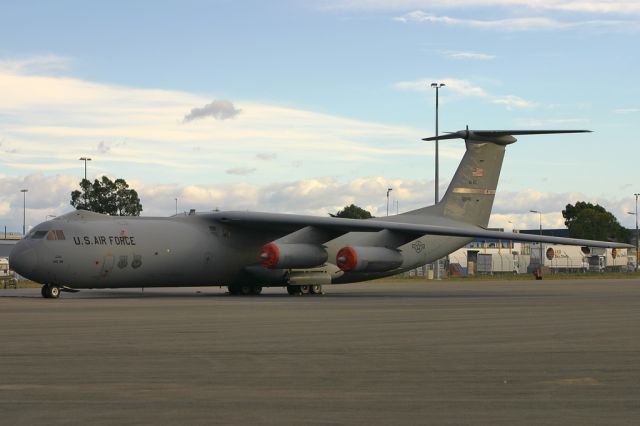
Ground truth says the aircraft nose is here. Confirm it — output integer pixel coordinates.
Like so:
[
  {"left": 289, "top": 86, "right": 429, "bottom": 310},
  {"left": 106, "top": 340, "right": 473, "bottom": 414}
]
[{"left": 9, "top": 240, "right": 37, "bottom": 278}]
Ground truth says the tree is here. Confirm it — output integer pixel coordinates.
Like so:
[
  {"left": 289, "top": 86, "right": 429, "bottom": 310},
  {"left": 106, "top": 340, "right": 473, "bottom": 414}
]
[
  {"left": 71, "top": 176, "right": 143, "bottom": 216},
  {"left": 562, "top": 201, "right": 630, "bottom": 243},
  {"left": 330, "top": 204, "right": 373, "bottom": 219}
]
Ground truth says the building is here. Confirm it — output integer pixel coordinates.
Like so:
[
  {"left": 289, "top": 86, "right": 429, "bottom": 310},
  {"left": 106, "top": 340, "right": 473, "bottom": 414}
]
[{"left": 0, "top": 235, "right": 20, "bottom": 258}]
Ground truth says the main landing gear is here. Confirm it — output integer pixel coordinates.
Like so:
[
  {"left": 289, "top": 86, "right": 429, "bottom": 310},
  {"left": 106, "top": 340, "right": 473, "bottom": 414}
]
[
  {"left": 227, "top": 284, "right": 324, "bottom": 296},
  {"left": 41, "top": 284, "right": 60, "bottom": 299},
  {"left": 286, "top": 284, "right": 324, "bottom": 296}
]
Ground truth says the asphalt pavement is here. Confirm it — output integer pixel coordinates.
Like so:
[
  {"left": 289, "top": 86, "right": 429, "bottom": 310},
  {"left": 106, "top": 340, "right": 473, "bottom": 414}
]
[{"left": 1, "top": 278, "right": 639, "bottom": 425}]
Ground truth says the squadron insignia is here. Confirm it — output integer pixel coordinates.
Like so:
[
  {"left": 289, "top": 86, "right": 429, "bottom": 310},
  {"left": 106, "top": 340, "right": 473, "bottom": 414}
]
[{"left": 412, "top": 241, "right": 426, "bottom": 253}]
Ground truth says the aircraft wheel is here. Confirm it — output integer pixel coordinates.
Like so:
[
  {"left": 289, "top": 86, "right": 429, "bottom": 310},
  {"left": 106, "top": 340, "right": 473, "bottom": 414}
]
[
  {"left": 49, "top": 286, "right": 60, "bottom": 298},
  {"left": 41, "top": 285, "right": 49, "bottom": 299},
  {"left": 240, "top": 284, "right": 253, "bottom": 295},
  {"left": 286, "top": 285, "right": 301, "bottom": 296},
  {"left": 45, "top": 285, "right": 60, "bottom": 299},
  {"left": 251, "top": 285, "right": 263, "bottom": 295},
  {"left": 299, "top": 285, "right": 310, "bottom": 295},
  {"left": 310, "top": 285, "right": 323, "bottom": 295}
]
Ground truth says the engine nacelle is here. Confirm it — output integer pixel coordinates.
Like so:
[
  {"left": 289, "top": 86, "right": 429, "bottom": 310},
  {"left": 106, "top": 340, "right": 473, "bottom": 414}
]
[
  {"left": 258, "top": 242, "right": 328, "bottom": 269},
  {"left": 336, "top": 246, "right": 403, "bottom": 272}
]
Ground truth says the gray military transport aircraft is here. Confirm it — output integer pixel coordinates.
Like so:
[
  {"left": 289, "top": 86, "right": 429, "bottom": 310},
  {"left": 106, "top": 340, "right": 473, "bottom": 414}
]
[{"left": 10, "top": 129, "right": 631, "bottom": 298}]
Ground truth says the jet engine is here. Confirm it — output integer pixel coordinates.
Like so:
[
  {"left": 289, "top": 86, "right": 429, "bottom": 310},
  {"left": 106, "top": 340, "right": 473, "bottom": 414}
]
[
  {"left": 336, "top": 246, "right": 403, "bottom": 272},
  {"left": 259, "top": 242, "right": 328, "bottom": 269}
]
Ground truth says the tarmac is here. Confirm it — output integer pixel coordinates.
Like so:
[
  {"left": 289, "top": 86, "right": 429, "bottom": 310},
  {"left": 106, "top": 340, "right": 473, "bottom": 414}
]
[{"left": 1, "top": 278, "right": 639, "bottom": 425}]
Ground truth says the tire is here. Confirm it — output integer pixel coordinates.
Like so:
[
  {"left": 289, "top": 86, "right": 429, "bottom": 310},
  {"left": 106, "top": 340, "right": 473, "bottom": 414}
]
[
  {"left": 41, "top": 285, "right": 49, "bottom": 299},
  {"left": 240, "top": 284, "right": 252, "bottom": 295},
  {"left": 251, "top": 286, "right": 263, "bottom": 295},
  {"left": 48, "top": 285, "right": 60, "bottom": 299},
  {"left": 310, "top": 285, "right": 323, "bottom": 295},
  {"left": 228, "top": 285, "right": 240, "bottom": 295},
  {"left": 299, "top": 285, "right": 310, "bottom": 295},
  {"left": 286, "top": 285, "right": 301, "bottom": 296}
]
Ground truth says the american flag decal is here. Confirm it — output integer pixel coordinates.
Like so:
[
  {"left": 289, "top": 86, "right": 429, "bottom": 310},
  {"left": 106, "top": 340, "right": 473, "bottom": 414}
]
[{"left": 472, "top": 167, "right": 484, "bottom": 177}]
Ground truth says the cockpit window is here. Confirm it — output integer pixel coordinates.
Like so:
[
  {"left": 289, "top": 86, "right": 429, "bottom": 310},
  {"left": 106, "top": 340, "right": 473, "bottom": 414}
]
[
  {"left": 30, "top": 230, "right": 48, "bottom": 239},
  {"left": 46, "top": 230, "right": 66, "bottom": 241}
]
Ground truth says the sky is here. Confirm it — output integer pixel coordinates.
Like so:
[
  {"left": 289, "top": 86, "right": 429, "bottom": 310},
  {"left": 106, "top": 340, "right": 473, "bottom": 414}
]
[{"left": 1, "top": 0, "right": 639, "bottom": 234}]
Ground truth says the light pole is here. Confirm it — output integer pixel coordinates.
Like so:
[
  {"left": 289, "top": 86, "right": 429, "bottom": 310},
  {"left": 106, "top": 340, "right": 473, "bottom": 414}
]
[
  {"left": 629, "top": 193, "right": 639, "bottom": 271},
  {"left": 79, "top": 157, "right": 92, "bottom": 210},
  {"left": 431, "top": 83, "right": 445, "bottom": 280},
  {"left": 530, "top": 210, "right": 543, "bottom": 275},
  {"left": 79, "top": 157, "right": 92, "bottom": 181},
  {"left": 386, "top": 188, "right": 393, "bottom": 216},
  {"left": 175, "top": 198, "right": 178, "bottom": 216},
  {"left": 20, "top": 189, "right": 28, "bottom": 236},
  {"left": 430, "top": 82, "right": 445, "bottom": 204}
]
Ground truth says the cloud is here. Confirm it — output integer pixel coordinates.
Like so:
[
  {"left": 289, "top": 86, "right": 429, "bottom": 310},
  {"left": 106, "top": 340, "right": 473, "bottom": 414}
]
[
  {"left": 395, "top": 78, "right": 487, "bottom": 97},
  {"left": 394, "top": 77, "right": 535, "bottom": 109},
  {"left": 491, "top": 189, "right": 639, "bottom": 229},
  {"left": 95, "top": 140, "right": 126, "bottom": 155},
  {"left": 0, "top": 58, "right": 445, "bottom": 192},
  {"left": 0, "top": 54, "right": 71, "bottom": 74},
  {"left": 256, "top": 152, "right": 277, "bottom": 161},
  {"left": 445, "top": 51, "right": 496, "bottom": 60},
  {"left": 0, "top": 137, "right": 19, "bottom": 154},
  {"left": 0, "top": 174, "right": 79, "bottom": 233},
  {"left": 183, "top": 100, "right": 242, "bottom": 122},
  {"left": 329, "top": 1, "right": 640, "bottom": 15},
  {"left": 614, "top": 108, "right": 640, "bottom": 114},
  {"left": 491, "top": 95, "right": 535, "bottom": 109},
  {"left": 3, "top": 173, "right": 636, "bottom": 234},
  {"left": 97, "top": 141, "right": 110, "bottom": 154},
  {"left": 225, "top": 167, "right": 257, "bottom": 176},
  {"left": 393, "top": 10, "right": 625, "bottom": 31},
  {"left": 514, "top": 117, "right": 589, "bottom": 127},
  {"left": 2, "top": 55, "right": 630, "bottom": 234}
]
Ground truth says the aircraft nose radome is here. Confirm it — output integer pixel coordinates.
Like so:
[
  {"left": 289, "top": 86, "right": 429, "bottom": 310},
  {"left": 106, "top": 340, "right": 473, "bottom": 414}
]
[{"left": 9, "top": 241, "right": 37, "bottom": 278}]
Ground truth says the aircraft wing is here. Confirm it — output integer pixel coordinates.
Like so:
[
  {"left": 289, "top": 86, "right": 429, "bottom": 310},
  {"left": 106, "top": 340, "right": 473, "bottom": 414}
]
[{"left": 208, "top": 211, "right": 631, "bottom": 249}]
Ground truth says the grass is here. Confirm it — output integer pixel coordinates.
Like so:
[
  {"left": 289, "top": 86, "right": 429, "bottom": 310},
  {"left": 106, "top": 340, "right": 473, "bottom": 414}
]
[
  {"left": 2, "top": 279, "right": 41, "bottom": 289},
  {"left": 397, "top": 271, "right": 640, "bottom": 281}
]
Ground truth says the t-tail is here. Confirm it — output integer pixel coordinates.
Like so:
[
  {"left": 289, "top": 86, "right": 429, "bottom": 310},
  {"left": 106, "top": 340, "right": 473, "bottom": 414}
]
[{"left": 407, "top": 128, "right": 591, "bottom": 228}]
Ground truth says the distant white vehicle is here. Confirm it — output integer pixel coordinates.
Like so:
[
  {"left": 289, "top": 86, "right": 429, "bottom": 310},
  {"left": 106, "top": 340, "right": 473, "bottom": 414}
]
[
  {"left": 530, "top": 244, "right": 588, "bottom": 273},
  {"left": 585, "top": 247, "right": 628, "bottom": 272},
  {"left": 476, "top": 253, "right": 519, "bottom": 275}
]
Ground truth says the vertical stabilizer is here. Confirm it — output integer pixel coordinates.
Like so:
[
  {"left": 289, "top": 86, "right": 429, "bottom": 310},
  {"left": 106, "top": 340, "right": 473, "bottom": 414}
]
[
  {"left": 435, "top": 141, "right": 505, "bottom": 227},
  {"left": 407, "top": 140, "right": 506, "bottom": 227},
  {"left": 404, "top": 129, "right": 590, "bottom": 228}
]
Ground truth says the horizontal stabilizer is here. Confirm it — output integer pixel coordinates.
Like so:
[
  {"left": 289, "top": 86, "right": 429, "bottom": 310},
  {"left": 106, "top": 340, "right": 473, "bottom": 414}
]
[{"left": 423, "top": 129, "right": 591, "bottom": 145}]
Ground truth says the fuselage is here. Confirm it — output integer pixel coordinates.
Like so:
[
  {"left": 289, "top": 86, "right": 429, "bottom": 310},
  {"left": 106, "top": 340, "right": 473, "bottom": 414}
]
[{"left": 10, "top": 210, "right": 471, "bottom": 289}]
